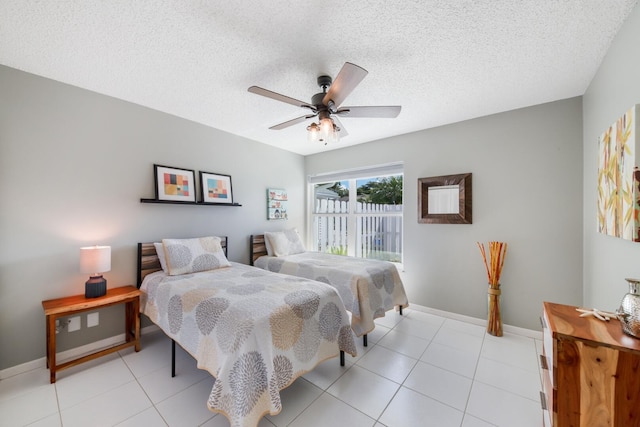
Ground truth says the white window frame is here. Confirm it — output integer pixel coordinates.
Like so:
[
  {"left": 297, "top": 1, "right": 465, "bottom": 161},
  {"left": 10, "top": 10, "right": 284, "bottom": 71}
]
[{"left": 307, "top": 162, "right": 404, "bottom": 264}]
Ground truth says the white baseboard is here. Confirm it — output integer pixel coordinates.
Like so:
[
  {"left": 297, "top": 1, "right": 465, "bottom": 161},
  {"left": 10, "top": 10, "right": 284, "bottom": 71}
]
[
  {"left": 2, "top": 306, "right": 542, "bottom": 380},
  {"left": 408, "top": 303, "right": 542, "bottom": 340},
  {"left": 0, "top": 325, "right": 159, "bottom": 380}
]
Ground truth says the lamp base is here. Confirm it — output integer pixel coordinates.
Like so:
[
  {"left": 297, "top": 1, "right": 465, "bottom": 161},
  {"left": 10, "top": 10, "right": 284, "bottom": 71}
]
[{"left": 85, "top": 275, "right": 107, "bottom": 298}]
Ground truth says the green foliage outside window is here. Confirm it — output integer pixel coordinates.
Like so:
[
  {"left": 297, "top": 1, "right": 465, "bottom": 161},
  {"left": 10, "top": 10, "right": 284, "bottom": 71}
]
[{"left": 358, "top": 176, "right": 403, "bottom": 204}]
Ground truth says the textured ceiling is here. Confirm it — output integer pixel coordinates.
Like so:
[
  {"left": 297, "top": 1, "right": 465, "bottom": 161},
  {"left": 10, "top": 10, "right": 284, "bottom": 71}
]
[{"left": 1, "top": 1, "right": 637, "bottom": 155}]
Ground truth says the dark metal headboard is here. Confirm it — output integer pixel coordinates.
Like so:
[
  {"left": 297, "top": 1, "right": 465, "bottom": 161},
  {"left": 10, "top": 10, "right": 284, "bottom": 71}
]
[
  {"left": 249, "top": 234, "right": 267, "bottom": 266},
  {"left": 137, "top": 236, "right": 228, "bottom": 288}
]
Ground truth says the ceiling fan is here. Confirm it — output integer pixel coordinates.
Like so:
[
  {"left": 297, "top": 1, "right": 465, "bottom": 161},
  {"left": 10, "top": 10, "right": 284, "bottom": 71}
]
[{"left": 248, "top": 62, "right": 401, "bottom": 144}]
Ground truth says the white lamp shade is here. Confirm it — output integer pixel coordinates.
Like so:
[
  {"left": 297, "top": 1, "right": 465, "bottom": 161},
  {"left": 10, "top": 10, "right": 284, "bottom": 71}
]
[{"left": 80, "top": 246, "right": 111, "bottom": 274}]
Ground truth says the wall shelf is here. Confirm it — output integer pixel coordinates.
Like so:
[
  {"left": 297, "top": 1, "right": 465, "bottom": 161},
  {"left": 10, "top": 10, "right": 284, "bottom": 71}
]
[{"left": 140, "top": 198, "right": 242, "bottom": 207}]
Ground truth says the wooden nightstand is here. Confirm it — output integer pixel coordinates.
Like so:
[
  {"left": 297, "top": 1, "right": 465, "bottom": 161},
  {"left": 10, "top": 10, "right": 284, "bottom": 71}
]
[{"left": 42, "top": 285, "right": 141, "bottom": 383}]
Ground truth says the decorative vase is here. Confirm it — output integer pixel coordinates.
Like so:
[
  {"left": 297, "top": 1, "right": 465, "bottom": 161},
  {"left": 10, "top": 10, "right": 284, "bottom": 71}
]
[
  {"left": 487, "top": 285, "right": 503, "bottom": 336},
  {"left": 617, "top": 278, "right": 640, "bottom": 339}
]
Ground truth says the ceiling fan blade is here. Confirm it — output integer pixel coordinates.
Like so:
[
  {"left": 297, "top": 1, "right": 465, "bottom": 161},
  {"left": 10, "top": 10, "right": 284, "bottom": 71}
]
[
  {"left": 332, "top": 116, "right": 349, "bottom": 138},
  {"left": 269, "top": 114, "right": 317, "bottom": 130},
  {"left": 335, "top": 105, "right": 401, "bottom": 118},
  {"left": 322, "top": 62, "right": 368, "bottom": 108},
  {"left": 248, "top": 86, "right": 315, "bottom": 110}
]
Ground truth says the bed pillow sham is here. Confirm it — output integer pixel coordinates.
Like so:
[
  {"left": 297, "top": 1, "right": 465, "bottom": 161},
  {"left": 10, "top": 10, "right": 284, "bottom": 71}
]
[
  {"left": 162, "top": 236, "right": 230, "bottom": 276},
  {"left": 154, "top": 242, "right": 168, "bottom": 272},
  {"left": 264, "top": 229, "right": 305, "bottom": 257},
  {"left": 264, "top": 235, "right": 273, "bottom": 256}
]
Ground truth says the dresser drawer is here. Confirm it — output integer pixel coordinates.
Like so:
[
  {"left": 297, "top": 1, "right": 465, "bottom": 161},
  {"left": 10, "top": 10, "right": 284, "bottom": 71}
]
[
  {"left": 541, "top": 364, "right": 555, "bottom": 420},
  {"left": 541, "top": 313, "right": 555, "bottom": 388},
  {"left": 542, "top": 403, "right": 552, "bottom": 427}
]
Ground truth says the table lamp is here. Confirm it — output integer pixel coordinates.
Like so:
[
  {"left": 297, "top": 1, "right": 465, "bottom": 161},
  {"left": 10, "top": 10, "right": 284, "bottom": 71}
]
[{"left": 80, "top": 246, "right": 111, "bottom": 298}]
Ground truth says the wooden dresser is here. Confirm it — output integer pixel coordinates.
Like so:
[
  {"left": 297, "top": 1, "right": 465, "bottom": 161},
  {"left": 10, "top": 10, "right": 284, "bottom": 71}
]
[{"left": 541, "top": 301, "right": 640, "bottom": 426}]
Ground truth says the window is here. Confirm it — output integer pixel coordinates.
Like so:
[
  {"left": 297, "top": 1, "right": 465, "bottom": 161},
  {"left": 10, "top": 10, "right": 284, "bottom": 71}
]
[{"left": 309, "top": 163, "right": 403, "bottom": 263}]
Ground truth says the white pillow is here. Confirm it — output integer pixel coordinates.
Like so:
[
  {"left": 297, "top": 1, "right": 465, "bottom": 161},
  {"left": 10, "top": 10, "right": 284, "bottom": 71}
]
[
  {"left": 162, "top": 236, "right": 231, "bottom": 276},
  {"left": 264, "top": 235, "right": 273, "bottom": 256},
  {"left": 264, "top": 229, "right": 305, "bottom": 257},
  {"left": 154, "top": 242, "right": 168, "bottom": 272}
]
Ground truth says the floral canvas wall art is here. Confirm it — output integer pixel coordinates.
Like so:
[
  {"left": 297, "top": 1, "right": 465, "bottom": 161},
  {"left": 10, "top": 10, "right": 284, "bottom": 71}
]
[{"left": 597, "top": 105, "right": 640, "bottom": 242}]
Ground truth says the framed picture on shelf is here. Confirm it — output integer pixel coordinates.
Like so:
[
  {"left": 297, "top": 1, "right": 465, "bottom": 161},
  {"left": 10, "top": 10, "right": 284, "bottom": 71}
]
[
  {"left": 154, "top": 164, "right": 196, "bottom": 202},
  {"left": 267, "top": 188, "right": 288, "bottom": 220},
  {"left": 200, "top": 171, "right": 233, "bottom": 204}
]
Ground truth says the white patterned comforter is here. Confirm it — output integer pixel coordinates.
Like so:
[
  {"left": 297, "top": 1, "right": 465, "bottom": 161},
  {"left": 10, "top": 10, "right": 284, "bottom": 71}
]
[
  {"left": 140, "top": 262, "right": 356, "bottom": 427},
  {"left": 254, "top": 252, "right": 409, "bottom": 337}
]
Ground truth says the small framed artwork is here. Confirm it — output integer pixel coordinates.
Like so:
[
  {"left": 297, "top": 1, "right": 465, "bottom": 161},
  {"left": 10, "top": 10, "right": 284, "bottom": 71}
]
[
  {"left": 154, "top": 164, "right": 196, "bottom": 202},
  {"left": 200, "top": 171, "right": 233, "bottom": 204},
  {"left": 267, "top": 188, "right": 288, "bottom": 220}
]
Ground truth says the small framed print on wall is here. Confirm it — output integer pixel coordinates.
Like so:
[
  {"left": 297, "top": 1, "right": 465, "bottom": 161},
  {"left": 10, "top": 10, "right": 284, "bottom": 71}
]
[
  {"left": 267, "top": 188, "right": 288, "bottom": 220},
  {"left": 154, "top": 164, "right": 196, "bottom": 202},
  {"left": 200, "top": 171, "right": 234, "bottom": 204}
]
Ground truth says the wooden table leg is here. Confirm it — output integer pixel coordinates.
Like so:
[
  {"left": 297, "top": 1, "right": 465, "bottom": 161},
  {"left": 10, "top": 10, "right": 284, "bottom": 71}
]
[
  {"left": 45, "top": 316, "right": 50, "bottom": 369},
  {"left": 124, "top": 299, "right": 141, "bottom": 352},
  {"left": 133, "top": 298, "right": 140, "bottom": 352},
  {"left": 125, "top": 301, "right": 132, "bottom": 344},
  {"left": 47, "top": 314, "right": 57, "bottom": 383}
]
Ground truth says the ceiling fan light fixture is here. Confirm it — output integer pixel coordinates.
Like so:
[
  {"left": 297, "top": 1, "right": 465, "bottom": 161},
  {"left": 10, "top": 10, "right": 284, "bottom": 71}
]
[
  {"left": 307, "top": 122, "right": 320, "bottom": 142},
  {"left": 320, "top": 117, "right": 333, "bottom": 135},
  {"left": 307, "top": 117, "right": 339, "bottom": 145}
]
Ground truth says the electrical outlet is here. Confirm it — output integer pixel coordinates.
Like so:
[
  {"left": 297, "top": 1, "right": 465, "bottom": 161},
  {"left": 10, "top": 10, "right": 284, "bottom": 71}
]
[
  {"left": 68, "top": 316, "right": 81, "bottom": 332},
  {"left": 55, "top": 319, "right": 61, "bottom": 334},
  {"left": 87, "top": 312, "right": 99, "bottom": 327}
]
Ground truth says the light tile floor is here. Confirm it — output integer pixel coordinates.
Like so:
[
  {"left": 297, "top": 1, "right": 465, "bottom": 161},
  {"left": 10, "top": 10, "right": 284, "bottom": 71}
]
[{"left": 0, "top": 308, "right": 543, "bottom": 426}]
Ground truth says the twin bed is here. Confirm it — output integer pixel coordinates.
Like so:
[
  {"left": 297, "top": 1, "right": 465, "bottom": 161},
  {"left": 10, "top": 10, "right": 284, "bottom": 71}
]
[
  {"left": 136, "top": 236, "right": 356, "bottom": 427},
  {"left": 250, "top": 231, "right": 409, "bottom": 345},
  {"left": 136, "top": 231, "right": 408, "bottom": 426}
]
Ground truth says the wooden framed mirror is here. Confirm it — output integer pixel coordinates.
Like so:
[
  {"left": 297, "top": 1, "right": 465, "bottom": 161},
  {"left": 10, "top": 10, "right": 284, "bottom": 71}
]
[{"left": 418, "top": 173, "right": 472, "bottom": 224}]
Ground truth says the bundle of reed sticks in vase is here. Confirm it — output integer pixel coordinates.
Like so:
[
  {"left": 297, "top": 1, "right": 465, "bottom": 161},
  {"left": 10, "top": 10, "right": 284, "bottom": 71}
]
[{"left": 477, "top": 241, "right": 508, "bottom": 336}]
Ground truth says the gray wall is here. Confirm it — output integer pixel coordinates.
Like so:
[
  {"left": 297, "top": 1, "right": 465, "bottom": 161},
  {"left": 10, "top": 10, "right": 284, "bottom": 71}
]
[
  {"left": 583, "top": 5, "right": 640, "bottom": 309},
  {"left": 7, "top": 0, "right": 639, "bottom": 367},
  {"left": 306, "top": 97, "right": 584, "bottom": 331},
  {"left": 0, "top": 65, "right": 305, "bottom": 370}
]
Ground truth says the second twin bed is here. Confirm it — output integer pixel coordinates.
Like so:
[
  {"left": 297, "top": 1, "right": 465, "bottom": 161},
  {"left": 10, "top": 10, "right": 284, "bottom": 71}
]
[{"left": 250, "top": 230, "right": 409, "bottom": 344}]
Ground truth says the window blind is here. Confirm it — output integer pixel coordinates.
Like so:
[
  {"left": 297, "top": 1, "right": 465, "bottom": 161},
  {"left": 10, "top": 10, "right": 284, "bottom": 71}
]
[{"left": 307, "top": 161, "right": 404, "bottom": 184}]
